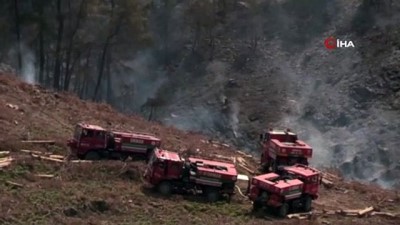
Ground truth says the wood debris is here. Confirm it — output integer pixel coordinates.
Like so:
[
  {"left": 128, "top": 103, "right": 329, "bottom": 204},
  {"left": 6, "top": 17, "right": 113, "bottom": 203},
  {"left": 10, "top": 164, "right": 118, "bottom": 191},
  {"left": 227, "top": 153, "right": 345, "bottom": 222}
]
[
  {"left": 31, "top": 154, "right": 65, "bottom": 163},
  {"left": 238, "top": 163, "right": 255, "bottom": 175},
  {"left": 6, "top": 103, "right": 19, "bottom": 110},
  {"left": 358, "top": 206, "right": 374, "bottom": 217},
  {"left": 287, "top": 212, "right": 313, "bottom": 219},
  {"left": 70, "top": 160, "right": 93, "bottom": 163},
  {"left": 0, "top": 157, "right": 13, "bottom": 168},
  {"left": 6, "top": 181, "right": 24, "bottom": 188},
  {"left": 370, "top": 211, "right": 399, "bottom": 219},
  {"left": 21, "top": 149, "right": 45, "bottom": 155},
  {"left": 21, "top": 140, "right": 55, "bottom": 144},
  {"left": 236, "top": 151, "right": 253, "bottom": 158},
  {"left": 48, "top": 154, "right": 65, "bottom": 160},
  {"left": 0, "top": 151, "right": 10, "bottom": 156},
  {"left": 321, "top": 178, "right": 334, "bottom": 188},
  {"left": 35, "top": 174, "right": 55, "bottom": 178}
]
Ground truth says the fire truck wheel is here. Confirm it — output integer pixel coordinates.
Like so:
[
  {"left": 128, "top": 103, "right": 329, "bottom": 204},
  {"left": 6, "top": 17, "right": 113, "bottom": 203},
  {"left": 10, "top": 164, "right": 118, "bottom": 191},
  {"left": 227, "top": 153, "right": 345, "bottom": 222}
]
[
  {"left": 158, "top": 181, "right": 172, "bottom": 196},
  {"left": 303, "top": 195, "right": 312, "bottom": 212},
  {"left": 206, "top": 188, "right": 220, "bottom": 203},
  {"left": 85, "top": 151, "right": 101, "bottom": 160},
  {"left": 278, "top": 203, "right": 289, "bottom": 217},
  {"left": 252, "top": 200, "right": 262, "bottom": 211}
]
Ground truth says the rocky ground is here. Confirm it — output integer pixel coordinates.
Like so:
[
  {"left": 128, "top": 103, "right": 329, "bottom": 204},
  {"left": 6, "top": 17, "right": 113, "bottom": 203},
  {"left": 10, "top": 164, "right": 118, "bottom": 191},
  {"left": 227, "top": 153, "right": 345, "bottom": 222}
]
[{"left": 0, "top": 73, "right": 399, "bottom": 225}]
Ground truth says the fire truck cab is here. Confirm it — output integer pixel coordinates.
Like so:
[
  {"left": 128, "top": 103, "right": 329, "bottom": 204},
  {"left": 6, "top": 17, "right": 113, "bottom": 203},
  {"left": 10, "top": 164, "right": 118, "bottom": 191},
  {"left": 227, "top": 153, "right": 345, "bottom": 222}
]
[{"left": 259, "top": 128, "right": 312, "bottom": 173}]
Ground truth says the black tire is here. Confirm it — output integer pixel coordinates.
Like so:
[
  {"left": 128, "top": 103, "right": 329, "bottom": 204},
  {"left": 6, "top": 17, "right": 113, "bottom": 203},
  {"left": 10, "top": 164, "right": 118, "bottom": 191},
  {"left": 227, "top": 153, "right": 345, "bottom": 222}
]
[
  {"left": 206, "top": 188, "right": 220, "bottom": 202},
  {"left": 278, "top": 203, "right": 289, "bottom": 218},
  {"left": 252, "top": 200, "right": 263, "bottom": 211},
  {"left": 158, "top": 181, "right": 172, "bottom": 196},
  {"left": 303, "top": 195, "right": 312, "bottom": 212},
  {"left": 85, "top": 151, "right": 101, "bottom": 160}
]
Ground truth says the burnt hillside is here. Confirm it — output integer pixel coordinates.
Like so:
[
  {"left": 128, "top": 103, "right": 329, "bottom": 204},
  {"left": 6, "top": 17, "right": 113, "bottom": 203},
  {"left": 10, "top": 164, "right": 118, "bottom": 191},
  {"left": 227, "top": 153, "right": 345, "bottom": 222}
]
[
  {"left": 0, "top": 73, "right": 399, "bottom": 224},
  {"left": 0, "top": 0, "right": 399, "bottom": 187}
]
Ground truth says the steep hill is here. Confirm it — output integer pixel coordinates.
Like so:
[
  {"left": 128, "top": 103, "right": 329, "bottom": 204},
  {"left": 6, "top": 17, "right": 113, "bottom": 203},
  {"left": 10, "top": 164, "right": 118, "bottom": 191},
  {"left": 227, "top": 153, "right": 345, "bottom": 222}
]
[{"left": 0, "top": 73, "right": 399, "bottom": 225}]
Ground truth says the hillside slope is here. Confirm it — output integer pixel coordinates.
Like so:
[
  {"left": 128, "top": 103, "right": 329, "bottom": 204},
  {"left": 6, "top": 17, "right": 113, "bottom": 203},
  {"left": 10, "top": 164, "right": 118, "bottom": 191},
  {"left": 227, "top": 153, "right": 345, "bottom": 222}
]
[{"left": 0, "top": 73, "right": 399, "bottom": 225}]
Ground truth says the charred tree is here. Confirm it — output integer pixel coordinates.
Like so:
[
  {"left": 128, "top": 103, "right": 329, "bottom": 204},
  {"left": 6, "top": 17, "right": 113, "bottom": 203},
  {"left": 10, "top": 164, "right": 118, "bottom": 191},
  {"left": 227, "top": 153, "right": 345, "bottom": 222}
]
[
  {"left": 93, "top": 1, "right": 122, "bottom": 101},
  {"left": 13, "top": 0, "right": 22, "bottom": 74},
  {"left": 53, "top": 0, "right": 65, "bottom": 90},
  {"left": 64, "top": 0, "right": 86, "bottom": 91}
]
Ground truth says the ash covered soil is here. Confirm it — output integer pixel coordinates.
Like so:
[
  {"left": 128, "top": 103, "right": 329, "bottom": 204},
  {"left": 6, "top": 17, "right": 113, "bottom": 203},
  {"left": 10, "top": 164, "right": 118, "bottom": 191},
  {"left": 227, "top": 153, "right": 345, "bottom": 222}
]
[
  {"left": 156, "top": 0, "right": 400, "bottom": 187},
  {"left": 0, "top": 74, "right": 399, "bottom": 225}
]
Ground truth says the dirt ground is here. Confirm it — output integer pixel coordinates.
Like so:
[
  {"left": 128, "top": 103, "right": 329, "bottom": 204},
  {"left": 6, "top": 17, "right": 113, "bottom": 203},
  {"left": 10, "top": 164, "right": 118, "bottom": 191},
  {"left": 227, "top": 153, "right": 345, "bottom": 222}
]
[{"left": 0, "top": 73, "right": 399, "bottom": 225}]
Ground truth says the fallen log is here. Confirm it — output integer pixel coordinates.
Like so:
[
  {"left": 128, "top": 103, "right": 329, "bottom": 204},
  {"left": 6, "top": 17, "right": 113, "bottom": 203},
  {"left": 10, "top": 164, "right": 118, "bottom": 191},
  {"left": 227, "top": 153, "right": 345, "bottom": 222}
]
[
  {"left": 49, "top": 154, "right": 65, "bottom": 160},
  {"left": 236, "top": 151, "right": 253, "bottom": 158},
  {"left": 321, "top": 178, "right": 334, "bottom": 188},
  {"left": 6, "top": 181, "right": 23, "bottom": 188},
  {"left": 370, "top": 212, "right": 398, "bottom": 219},
  {"left": 21, "top": 149, "right": 47, "bottom": 155},
  {"left": 35, "top": 174, "right": 55, "bottom": 178},
  {"left": 0, "top": 151, "right": 10, "bottom": 156},
  {"left": 31, "top": 154, "right": 64, "bottom": 163},
  {"left": 0, "top": 160, "right": 13, "bottom": 168},
  {"left": 0, "top": 157, "right": 13, "bottom": 168},
  {"left": 287, "top": 212, "right": 312, "bottom": 219},
  {"left": 322, "top": 172, "right": 340, "bottom": 180},
  {"left": 238, "top": 163, "right": 255, "bottom": 175},
  {"left": 69, "top": 160, "right": 93, "bottom": 163},
  {"left": 21, "top": 140, "right": 55, "bottom": 144},
  {"left": 358, "top": 206, "right": 374, "bottom": 217}
]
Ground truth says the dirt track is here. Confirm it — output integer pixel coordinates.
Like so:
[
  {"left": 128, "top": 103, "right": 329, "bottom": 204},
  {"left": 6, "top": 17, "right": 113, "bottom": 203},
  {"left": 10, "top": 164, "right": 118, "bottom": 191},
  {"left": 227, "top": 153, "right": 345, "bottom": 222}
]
[{"left": 0, "top": 73, "right": 399, "bottom": 225}]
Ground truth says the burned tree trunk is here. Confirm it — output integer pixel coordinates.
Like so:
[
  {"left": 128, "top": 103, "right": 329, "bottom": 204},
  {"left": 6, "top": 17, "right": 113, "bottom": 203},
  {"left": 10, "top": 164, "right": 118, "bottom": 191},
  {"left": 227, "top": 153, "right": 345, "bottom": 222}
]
[
  {"left": 53, "top": 0, "right": 65, "bottom": 90},
  {"left": 14, "top": 0, "right": 22, "bottom": 74},
  {"left": 64, "top": 0, "right": 86, "bottom": 91}
]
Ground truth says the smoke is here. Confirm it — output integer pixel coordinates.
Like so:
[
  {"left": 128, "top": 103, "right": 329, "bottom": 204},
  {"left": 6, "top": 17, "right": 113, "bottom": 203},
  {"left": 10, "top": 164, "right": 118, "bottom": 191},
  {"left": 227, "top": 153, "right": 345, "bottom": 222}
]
[
  {"left": 21, "top": 47, "right": 36, "bottom": 84},
  {"left": 7, "top": 44, "right": 36, "bottom": 84},
  {"left": 230, "top": 101, "right": 240, "bottom": 138},
  {"left": 116, "top": 50, "right": 167, "bottom": 112}
]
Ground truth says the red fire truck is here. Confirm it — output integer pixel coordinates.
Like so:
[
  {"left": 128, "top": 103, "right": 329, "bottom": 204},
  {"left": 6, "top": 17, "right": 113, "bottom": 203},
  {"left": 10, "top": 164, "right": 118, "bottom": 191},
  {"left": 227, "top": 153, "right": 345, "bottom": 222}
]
[
  {"left": 144, "top": 149, "right": 239, "bottom": 202},
  {"left": 259, "top": 128, "right": 313, "bottom": 173},
  {"left": 248, "top": 164, "right": 321, "bottom": 217},
  {"left": 67, "top": 123, "right": 161, "bottom": 160}
]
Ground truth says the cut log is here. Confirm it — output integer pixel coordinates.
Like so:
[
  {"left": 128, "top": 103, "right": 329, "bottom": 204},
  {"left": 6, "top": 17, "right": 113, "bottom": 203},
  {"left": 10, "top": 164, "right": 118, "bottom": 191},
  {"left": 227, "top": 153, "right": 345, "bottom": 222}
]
[
  {"left": 0, "top": 156, "right": 13, "bottom": 168},
  {"left": 70, "top": 160, "right": 93, "bottom": 163},
  {"left": 0, "top": 151, "right": 10, "bottom": 156},
  {"left": 21, "top": 149, "right": 46, "bottom": 155},
  {"left": 287, "top": 212, "right": 312, "bottom": 219},
  {"left": 6, "top": 181, "right": 23, "bottom": 188},
  {"left": 236, "top": 151, "right": 253, "bottom": 158},
  {"left": 21, "top": 140, "right": 55, "bottom": 144},
  {"left": 0, "top": 160, "right": 13, "bottom": 168},
  {"left": 31, "top": 154, "right": 65, "bottom": 163},
  {"left": 370, "top": 212, "right": 398, "bottom": 218},
  {"left": 35, "top": 174, "right": 55, "bottom": 178},
  {"left": 321, "top": 178, "right": 334, "bottom": 188},
  {"left": 238, "top": 163, "right": 255, "bottom": 174},
  {"left": 49, "top": 154, "right": 65, "bottom": 160},
  {"left": 322, "top": 172, "right": 340, "bottom": 180},
  {"left": 358, "top": 206, "right": 374, "bottom": 217}
]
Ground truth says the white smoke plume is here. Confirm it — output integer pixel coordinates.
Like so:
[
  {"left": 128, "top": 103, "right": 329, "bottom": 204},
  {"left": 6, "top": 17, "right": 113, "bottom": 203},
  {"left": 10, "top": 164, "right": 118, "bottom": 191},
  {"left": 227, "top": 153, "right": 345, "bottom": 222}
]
[{"left": 21, "top": 46, "right": 36, "bottom": 84}]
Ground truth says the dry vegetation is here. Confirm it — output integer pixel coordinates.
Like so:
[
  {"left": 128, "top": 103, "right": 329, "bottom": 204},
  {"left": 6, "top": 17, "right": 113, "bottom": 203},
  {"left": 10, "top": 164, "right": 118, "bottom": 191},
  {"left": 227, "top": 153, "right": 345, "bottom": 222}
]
[{"left": 0, "top": 73, "right": 399, "bottom": 225}]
